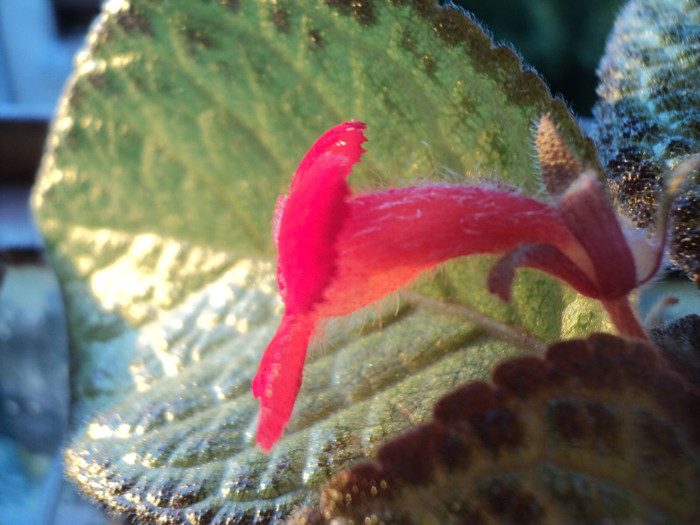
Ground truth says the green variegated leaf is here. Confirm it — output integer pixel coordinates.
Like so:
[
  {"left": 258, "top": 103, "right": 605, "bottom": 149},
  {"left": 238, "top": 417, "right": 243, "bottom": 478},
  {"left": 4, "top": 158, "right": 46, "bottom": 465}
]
[{"left": 33, "top": 0, "right": 610, "bottom": 521}]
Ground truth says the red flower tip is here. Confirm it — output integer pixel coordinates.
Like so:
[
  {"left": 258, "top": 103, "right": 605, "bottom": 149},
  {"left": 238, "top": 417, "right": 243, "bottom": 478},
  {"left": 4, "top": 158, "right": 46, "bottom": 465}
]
[
  {"left": 274, "top": 121, "right": 367, "bottom": 315},
  {"left": 253, "top": 119, "right": 663, "bottom": 450},
  {"left": 535, "top": 115, "right": 583, "bottom": 198},
  {"left": 253, "top": 315, "right": 314, "bottom": 451}
]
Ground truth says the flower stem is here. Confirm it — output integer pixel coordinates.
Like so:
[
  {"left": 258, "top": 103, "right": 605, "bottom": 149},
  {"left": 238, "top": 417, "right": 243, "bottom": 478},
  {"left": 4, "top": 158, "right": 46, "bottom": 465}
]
[
  {"left": 601, "top": 297, "right": 648, "bottom": 340},
  {"left": 402, "top": 291, "right": 547, "bottom": 354}
]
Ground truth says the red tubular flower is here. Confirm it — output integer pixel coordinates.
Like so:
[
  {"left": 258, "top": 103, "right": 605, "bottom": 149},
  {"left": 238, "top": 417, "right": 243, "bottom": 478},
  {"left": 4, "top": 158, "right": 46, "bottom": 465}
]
[{"left": 252, "top": 118, "right": 665, "bottom": 451}]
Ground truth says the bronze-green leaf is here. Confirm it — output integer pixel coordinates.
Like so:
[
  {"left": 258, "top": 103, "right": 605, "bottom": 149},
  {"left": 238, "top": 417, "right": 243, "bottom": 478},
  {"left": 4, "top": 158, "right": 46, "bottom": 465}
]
[{"left": 299, "top": 334, "right": 700, "bottom": 524}]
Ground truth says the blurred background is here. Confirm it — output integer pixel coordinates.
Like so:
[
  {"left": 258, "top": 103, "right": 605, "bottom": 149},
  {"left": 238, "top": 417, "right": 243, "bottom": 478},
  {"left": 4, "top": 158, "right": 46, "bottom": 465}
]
[{"left": 0, "top": 1, "right": 624, "bottom": 523}]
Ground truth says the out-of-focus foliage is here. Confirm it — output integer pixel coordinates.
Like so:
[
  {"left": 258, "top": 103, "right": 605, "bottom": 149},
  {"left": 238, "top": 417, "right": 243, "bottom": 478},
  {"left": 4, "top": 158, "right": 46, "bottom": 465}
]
[{"left": 456, "top": 0, "right": 624, "bottom": 115}]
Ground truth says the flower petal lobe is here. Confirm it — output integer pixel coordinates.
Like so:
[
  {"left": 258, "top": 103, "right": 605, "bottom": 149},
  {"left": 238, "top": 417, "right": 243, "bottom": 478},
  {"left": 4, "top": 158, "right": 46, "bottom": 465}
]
[{"left": 276, "top": 122, "right": 367, "bottom": 315}]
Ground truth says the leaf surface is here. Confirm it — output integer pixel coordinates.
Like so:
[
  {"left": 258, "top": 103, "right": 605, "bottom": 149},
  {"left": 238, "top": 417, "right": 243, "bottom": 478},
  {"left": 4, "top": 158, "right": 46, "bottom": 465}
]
[
  {"left": 296, "top": 334, "right": 700, "bottom": 525},
  {"left": 34, "top": 0, "right": 609, "bottom": 521}
]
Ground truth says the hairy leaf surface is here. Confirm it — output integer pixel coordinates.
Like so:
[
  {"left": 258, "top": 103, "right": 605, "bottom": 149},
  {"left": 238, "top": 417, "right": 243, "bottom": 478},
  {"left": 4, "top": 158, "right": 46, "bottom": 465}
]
[
  {"left": 34, "top": 0, "right": 608, "bottom": 521},
  {"left": 297, "top": 335, "right": 700, "bottom": 525}
]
